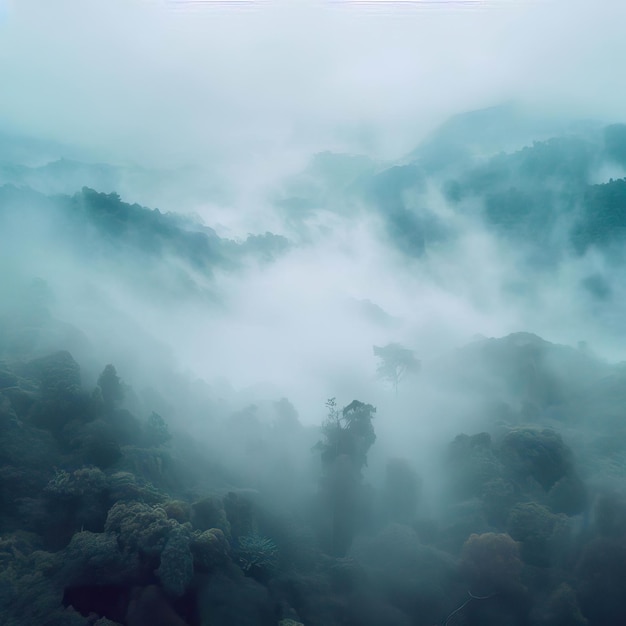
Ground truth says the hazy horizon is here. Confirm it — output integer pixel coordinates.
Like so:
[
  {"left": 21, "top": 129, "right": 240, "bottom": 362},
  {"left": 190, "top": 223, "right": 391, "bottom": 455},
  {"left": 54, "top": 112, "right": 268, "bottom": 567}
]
[
  {"left": 2, "top": 0, "right": 626, "bottom": 422},
  {"left": 3, "top": 4, "right": 626, "bottom": 624}
]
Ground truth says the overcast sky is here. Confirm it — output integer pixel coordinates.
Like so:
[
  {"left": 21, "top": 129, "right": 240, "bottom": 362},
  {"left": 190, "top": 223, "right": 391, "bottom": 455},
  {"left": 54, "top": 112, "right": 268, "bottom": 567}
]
[
  {"left": 2, "top": 0, "right": 626, "bottom": 420},
  {"left": 1, "top": 0, "right": 625, "bottom": 169}
]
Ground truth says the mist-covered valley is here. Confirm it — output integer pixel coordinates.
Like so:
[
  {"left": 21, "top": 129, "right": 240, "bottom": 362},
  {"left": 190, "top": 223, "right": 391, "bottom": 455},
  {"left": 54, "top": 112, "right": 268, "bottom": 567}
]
[{"left": 3, "top": 1, "right": 626, "bottom": 625}]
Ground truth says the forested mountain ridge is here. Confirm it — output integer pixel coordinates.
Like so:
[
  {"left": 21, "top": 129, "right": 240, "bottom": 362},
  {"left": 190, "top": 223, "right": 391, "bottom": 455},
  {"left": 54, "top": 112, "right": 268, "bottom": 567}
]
[
  {"left": 0, "top": 184, "right": 290, "bottom": 298},
  {"left": 1, "top": 326, "right": 626, "bottom": 625},
  {"left": 2, "top": 105, "right": 626, "bottom": 625},
  {"left": 3, "top": 107, "right": 626, "bottom": 284},
  {"left": 3, "top": 0, "right": 626, "bottom": 618},
  {"left": 275, "top": 107, "right": 626, "bottom": 266}
]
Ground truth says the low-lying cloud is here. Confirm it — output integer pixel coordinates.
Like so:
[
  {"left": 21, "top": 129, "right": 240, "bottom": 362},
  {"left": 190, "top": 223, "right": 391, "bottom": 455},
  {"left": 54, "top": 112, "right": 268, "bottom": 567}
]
[{"left": 1, "top": 0, "right": 626, "bottom": 450}]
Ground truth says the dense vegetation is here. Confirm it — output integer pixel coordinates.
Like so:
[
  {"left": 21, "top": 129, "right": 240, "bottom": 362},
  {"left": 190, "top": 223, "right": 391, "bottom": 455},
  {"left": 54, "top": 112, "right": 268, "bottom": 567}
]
[
  {"left": 2, "top": 305, "right": 626, "bottom": 625},
  {"left": 0, "top": 184, "right": 289, "bottom": 293},
  {"left": 2, "top": 106, "right": 626, "bottom": 625}
]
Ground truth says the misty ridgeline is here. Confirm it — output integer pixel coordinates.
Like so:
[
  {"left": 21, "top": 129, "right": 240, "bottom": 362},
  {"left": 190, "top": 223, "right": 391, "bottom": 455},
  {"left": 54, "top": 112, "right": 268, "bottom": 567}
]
[{"left": 3, "top": 105, "right": 626, "bottom": 626}]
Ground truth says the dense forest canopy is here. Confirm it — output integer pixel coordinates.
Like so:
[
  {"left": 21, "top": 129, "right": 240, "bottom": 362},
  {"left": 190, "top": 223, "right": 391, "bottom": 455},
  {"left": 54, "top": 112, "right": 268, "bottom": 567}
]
[
  {"left": 2, "top": 102, "right": 626, "bottom": 625},
  {"left": 2, "top": 1, "right": 626, "bottom": 625}
]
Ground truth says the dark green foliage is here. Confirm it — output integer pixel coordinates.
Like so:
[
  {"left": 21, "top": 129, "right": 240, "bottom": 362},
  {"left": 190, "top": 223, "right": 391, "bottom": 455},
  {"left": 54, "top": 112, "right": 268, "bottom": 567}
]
[
  {"left": 592, "top": 492, "right": 626, "bottom": 539},
  {"left": 462, "top": 154, "right": 512, "bottom": 196},
  {"left": 548, "top": 473, "right": 588, "bottom": 515},
  {"left": 43, "top": 467, "right": 110, "bottom": 547},
  {"left": 604, "top": 123, "right": 626, "bottom": 165},
  {"left": 162, "top": 500, "right": 191, "bottom": 524},
  {"left": 72, "top": 187, "right": 224, "bottom": 269},
  {"left": 517, "top": 137, "right": 592, "bottom": 183},
  {"left": 106, "top": 471, "right": 167, "bottom": 505},
  {"left": 340, "top": 401, "right": 376, "bottom": 456},
  {"left": 481, "top": 476, "right": 518, "bottom": 527},
  {"left": 20, "top": 358, "right": 55, "bottom": 393},
  {"left": 317, "top": 398, "right": 376, "bottom": 471},
  {"left": 69, "top": 186, "right": 291, "bottom": 273},
  {"left": 104, "top": 501, "right": 174, "bottom": 557},
  {"left": 196, "top": 567, "right": 276, "bottom": 626},
  {"left": 0, "top": 184, "right": 291, "bottom": 307},
  {"left": 458, "top": 136, "right": 593, "bottom": 199},
  {"left": 45, "top": 466, "right": 106, "bottom": 501},
  {"left": 484, "top": 186, "right": 546, "bottom": 237},
  {"left": 191, "top": 528, "right": 230, "bottom": 570},
  {"left": 447, "top": 432, "right": 502, "bottom": 499},
  {"left": 359, "top": 164, "right": 448, "bottom": 257},
  {"left": 0, "top": 538, "right": 71, "bottom": 626},
  {"left": 118, "top": 445, "right": 179, "bottom": 493},
  {"left": 94, "top": 366, "right": 149, "bottom": 451},
  {"left": 537, "top": 583, "right": 588, "bottom": 626},
  {"left": 0, "top": 368, "right": 18, "bottom": 390},
  {"left": 440, "top": 431, "right": 523, "bottom": 549},
  {"left": 67, "top": 419, "right": 124, "bottom": 469},
  {"left": 440, "top": 591, "right": 498, "bottom": 626},
  {"left": 366, "top": 164, "right": 424, "bottom": 206},
  {"left": 126, "top": 585, "right": 190, "bottom": 626},
  {"left": 76, "top": 188, "right": 125, "bottom": 236},
  {"left": 459, "top": 532, "right": 523, "bottom": 595},
  {"left": 22, "top": 351, "right": 86, "bottom": 434},
  {"left": 577, "top": 537, "right": 626, "bottom": 626},
  {"left": 428, "top": 131, "right": 618, "bottom": 266},
  {"left": 444, "top": 332, "right": 574, "bottom": 411},
  {"left": 59, "top": 530, "right": 141, "bottom": 588},
  {"left": 350, "top": 524, "right": 458, "bottom": 625},
  {"left": 0, "top": 384, "right": 61, "bottom": 535},
  {"left": 9, "top": 106, "right": 626, "bottom": 625},
  {"left": 506, "top": 502, "right": 570, "bottom": 567},
  {"left": 106, "top": 410, "right": 144, "bottom": 446},
  {"left": 191, "top": 496, "right": 231, "bottom": 536},
  {"left": 500, "top": 428, "right": 574, "bottom": 491},
  {"left": 0, "top": 385, "right": 36, "bottom": 420},
  {"left": 236, "top": 533, "right": 278, "bottom": 573},
  {"left": 145, "top": 412, "right": 172, "bottom": 447},
  {"left": 156, "top": 525, "right": 194, "bottom": 597},
  {"left": 223, "top": 492, "right": 255, "bottom": 539},
  {"left": 2, "top": 254, "right": 626, "bottom": 626},
  {"left": 438, "top": 498, "right": 491, "bottom": 554},
  {"left": 388, "top": 206, "right": 448, "bottom": 258},
  {"left": 315, "top": 399, "right": 377, "bottom": 556},
  {"left": 571, "top": 178, "right": 626, "bottom": 254},
  {"left": 341, "top": 596, "right": 412, "bottom": 626}
]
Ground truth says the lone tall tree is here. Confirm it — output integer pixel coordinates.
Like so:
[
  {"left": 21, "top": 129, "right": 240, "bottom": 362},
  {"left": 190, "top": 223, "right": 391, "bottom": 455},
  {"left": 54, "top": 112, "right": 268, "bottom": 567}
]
[
  {"left": 315, "top": 398, "right": 377, "bottom": 556},
  {"left": 373, "top": 343, "right": 420, "bottom": 393}
]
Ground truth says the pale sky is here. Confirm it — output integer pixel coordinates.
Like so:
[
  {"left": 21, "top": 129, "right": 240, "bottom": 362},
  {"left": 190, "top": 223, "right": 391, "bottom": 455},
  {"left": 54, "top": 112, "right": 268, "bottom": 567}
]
[
  {"left": 1, "top": 0, "right": 625, "bottom": 168},
  {"left": 2, "top": 0, "right": 626, "bottom": 418}
]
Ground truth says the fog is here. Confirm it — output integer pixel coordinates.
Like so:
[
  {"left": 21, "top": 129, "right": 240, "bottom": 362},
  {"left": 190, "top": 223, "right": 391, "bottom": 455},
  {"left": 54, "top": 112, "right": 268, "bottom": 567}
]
[
  {"left": 3, "top": 0, "right": 626, "bottom": 168},
  {"left": 2, "top": 2, "right": 626, "bottom": 625},
  {"left": 1, "top": 0, "right": 626, "bottom": 434}
]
